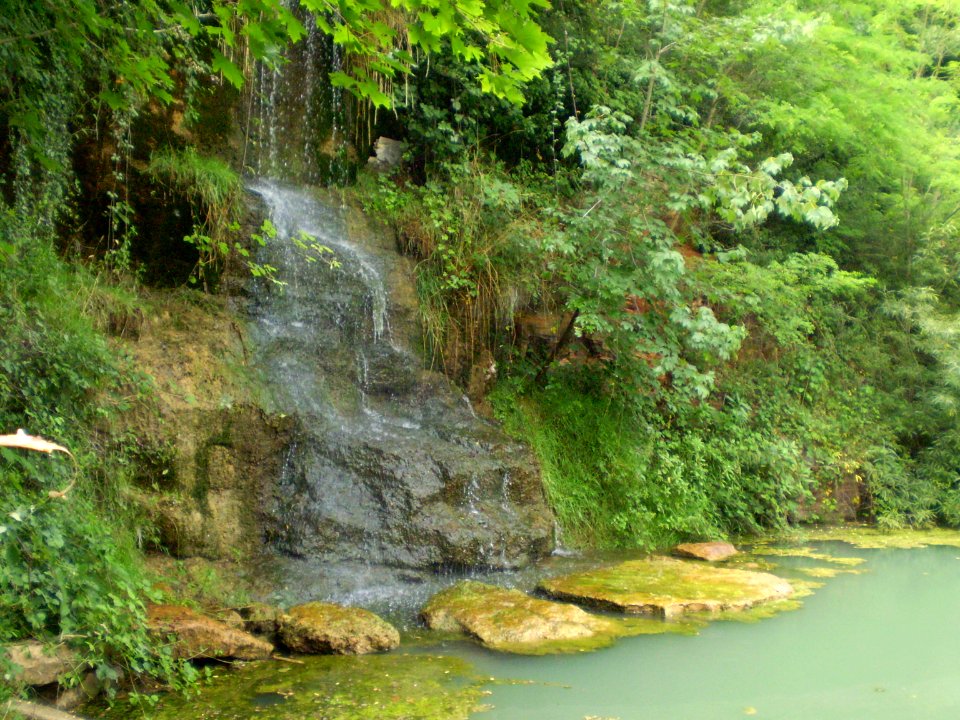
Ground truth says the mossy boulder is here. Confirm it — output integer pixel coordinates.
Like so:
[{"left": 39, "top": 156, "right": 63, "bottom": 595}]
[
  {"left": 278, "top": 602, "right": 400, "bottom": 655},
  {"left": 538, "top": 556, "right": 793, "bottom": 619},
  {"left": 673, "top": 541, "right": 738, "bottom": 562},
  {"left": 147, "top": 604, "right": 274, "bottom": 660},
  {"left": 421, "top": 581, "right": 625, "bottom": 653}
]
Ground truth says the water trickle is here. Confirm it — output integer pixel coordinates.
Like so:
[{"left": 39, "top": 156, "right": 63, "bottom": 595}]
[{"left": 245, "top": 183, "right": 553, "bottom": 576}]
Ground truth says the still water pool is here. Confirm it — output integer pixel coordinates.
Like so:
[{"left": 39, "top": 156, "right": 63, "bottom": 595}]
[
  {"left": 116, "top": 542, "right": 960, "bottom": 720},
  {"left": 448, "top": 543, "right": 960, "bottom": 719}
]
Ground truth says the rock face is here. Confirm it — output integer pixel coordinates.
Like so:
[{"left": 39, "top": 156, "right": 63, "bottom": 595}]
[
  {"left": 673, "top": 541, "right": 738, "bottom": 562},
  {"left": 422, "top": 581, "right": 622, "bottom": 653},
  {"left": 3, "top": 642, "right": 80, "bottom": 686},
  {"left": 123, "top": 291, "right": 295, "bottom": 561},
  {"left": 539, "top": 556, "right": 793, "bottom": 619},
  {"left": 278, "top": 602, "right": 400, "bottom": 655},
  {"left": 249, "top": 183, "right": 555, "bottom": 570},
  {"left": 367, "top": 136, "right": 407, "bottom": 173},
  {"left": 147, "top": 604, "right": 274, "bottom": 660}
]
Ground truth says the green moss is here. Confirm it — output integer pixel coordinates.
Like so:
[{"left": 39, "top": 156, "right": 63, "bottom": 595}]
[
  {"left": 794, "top": 565, "right": 867, "bottom": 579},
  {"left": 750, "top": 545, "right": 867, "bottom": 566},
  {"left": 699, "top": 579, "right": 822, "bottom": 624},
  {"left": 99, "top": 654, "right": 488, "bottom": 720},
  {"left": 798, "top": 526, "right": 960, "bottom": 549},
  {"left": 421, "top": 581, "right": 701, "bottom": 656}
]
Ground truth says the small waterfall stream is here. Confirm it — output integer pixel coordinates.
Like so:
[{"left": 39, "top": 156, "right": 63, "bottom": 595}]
[{"left": 243, "top": 16, "right": 553, "bottom": 598}]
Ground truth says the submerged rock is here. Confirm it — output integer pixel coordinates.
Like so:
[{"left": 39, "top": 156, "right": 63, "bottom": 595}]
[
  {"left": 278, "top": 602, "right": 400, "bottom": 655},
  {"left": 421, "top": 581, "right": 623, "bottom": 653},
  {"left": 539, "top": 556, "right": 793, "bottom": 619},
  {"left": 673, "top": 541, "right": 738, "bottom": 562},
  {"left": 147, "top": 605, "right": 274, "bottom": 660}
]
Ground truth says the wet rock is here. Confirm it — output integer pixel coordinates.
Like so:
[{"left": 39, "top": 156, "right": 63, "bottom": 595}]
[
  {"left": 367, "top": 137, "right": 407, "bottom": 173},
  {"left": 147, "top": 604, "right": 274, "bottom": 660},
  {"left": 252, "top": 185, "right": 555, "bottom": 571},
  {"left": 539, "top": 556, "right": 793, "bottom": 619},
  {"left": 673, "top": 541, "right": 738, "bottom": 562},
  {"left": 215, "top": 609, "right": 245, "bottom": 630},
  {"left": 51, "top": 670, "right": 103, "bottom": 710},
  {"left": 278, "top": 602, "right": 399, "bottom": 655},
  {"left": 421, "top": 581, "right": 622, "bottom": 653},
  {"left": 3, "top": 642, "right": 80, "bottom": 686},
  {"left": 236, "top": 602, "right": 282, "bottom": 639}
]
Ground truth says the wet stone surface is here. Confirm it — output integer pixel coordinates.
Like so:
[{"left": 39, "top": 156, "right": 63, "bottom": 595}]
[{"left": 248, "top": 183, "right": 555, "bottom": 571}]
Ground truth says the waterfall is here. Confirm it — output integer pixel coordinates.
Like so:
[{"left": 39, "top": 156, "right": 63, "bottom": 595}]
[{"left": 244, "top": 9, "right": 554, "bottom": 580}]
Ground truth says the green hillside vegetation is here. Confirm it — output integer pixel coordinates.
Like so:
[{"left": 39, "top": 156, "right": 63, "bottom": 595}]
[{"left": 1, "top": 0, "right": 959, "bottom": 695}]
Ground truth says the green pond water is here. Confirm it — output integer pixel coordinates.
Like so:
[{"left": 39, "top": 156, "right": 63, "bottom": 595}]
[{"left": 114, "top": 542, "right": 960, "bottom": 720}]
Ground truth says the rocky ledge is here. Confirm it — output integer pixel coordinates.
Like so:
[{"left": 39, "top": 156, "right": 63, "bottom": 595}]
[{"left": 538, "top": 556, "right": 793, "bottom": 619}]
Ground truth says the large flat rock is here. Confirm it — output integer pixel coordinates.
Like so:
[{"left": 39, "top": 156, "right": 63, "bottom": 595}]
[
  {"left": 538, "top": 556, "right": 793, "bottom": 619},
  {"left": 421, "top": 581, "right": 623, "bottom": 653}
]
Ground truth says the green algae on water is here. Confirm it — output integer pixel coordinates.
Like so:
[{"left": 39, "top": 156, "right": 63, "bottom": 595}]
[
  {"left": 99, "top": 654, "right": 488, "bottom": 720},
  {"left": 749, "top": 545, "right": 866, "bottom": 566},
  {"left": 800, "top": 526, "right": 960, "bottom": 550}
]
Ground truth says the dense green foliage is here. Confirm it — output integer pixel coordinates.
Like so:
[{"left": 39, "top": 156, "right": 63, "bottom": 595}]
[
  {"left": 0, "top": 236, "right": 196, "bottom": 698},
  {"left": 369, "top": 0, "right": 960, "bottom": 547}
]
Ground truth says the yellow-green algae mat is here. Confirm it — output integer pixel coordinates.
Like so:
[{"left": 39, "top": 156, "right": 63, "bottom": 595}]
[
  {"left": 800, "top": 525, "right": 960, "bottom": 549},
  {"left": 538, "top": 555, "right": 794, "bottom": 619},
  {"left": 421, "top": 580, "right": 698, "bottom": 655},
  {"left": 98, "top": 654, "right": 490, "bottom": 720}
]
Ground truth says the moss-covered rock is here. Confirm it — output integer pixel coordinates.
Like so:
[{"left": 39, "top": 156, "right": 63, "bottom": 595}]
[
  {"left": 278, "top": 602, "right": 399, "bottom": 655},
  {"left": 421, "top": 581, "right": 627, "bottom": 654},
  {"left": 147, "top": 604, "right": 274, "bottom": 660},
  {"left": 538, "top": 556, "right": 793, "bottom": 619}
]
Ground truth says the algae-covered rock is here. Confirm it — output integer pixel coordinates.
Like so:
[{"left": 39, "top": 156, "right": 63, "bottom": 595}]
[
  {"left": 539, "top": 556, "right": 793, "bottom": 619},
  {"left": 673, "top": 541, "right": 738, "bottom": 562},
  {"left": 278, "top": 602, "right": 399, "bottom": 655},
  {"left": 421, "top": 581, "right": 623, "bottom": 653},
  {"left": 147, "top": 604, "right": 274, "bottom": 660}
]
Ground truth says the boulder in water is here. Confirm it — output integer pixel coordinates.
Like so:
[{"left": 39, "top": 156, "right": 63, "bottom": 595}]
[
  {"left": 539, "top": 556, "right": 793, "bottom": 618},
  {"left": 673, "top": 541, "right": 738, "bottom": 562},
  {"left": 278, "top": 602, "right": 400, "bottom": 655},
  {"left": 421, "top": 581, "right": 623, "bottom": 653}
]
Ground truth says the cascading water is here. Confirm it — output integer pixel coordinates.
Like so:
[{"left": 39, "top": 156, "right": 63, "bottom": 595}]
[{"left": 244, "top": 9, "right": 554, "bottom": 589}]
